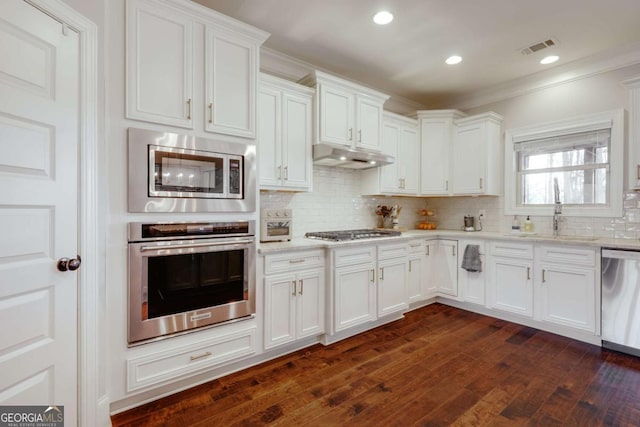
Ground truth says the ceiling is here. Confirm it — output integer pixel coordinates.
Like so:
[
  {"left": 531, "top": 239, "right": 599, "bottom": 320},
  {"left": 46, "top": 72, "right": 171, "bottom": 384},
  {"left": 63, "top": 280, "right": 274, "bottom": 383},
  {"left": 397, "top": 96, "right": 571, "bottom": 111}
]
[{"left": 193, "top": 0, "right": 640, "bottom": 107}]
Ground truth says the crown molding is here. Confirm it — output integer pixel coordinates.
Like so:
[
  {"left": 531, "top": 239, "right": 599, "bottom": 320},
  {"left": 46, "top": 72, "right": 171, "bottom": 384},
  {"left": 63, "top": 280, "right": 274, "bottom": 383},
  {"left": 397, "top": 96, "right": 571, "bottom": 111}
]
[
  {"left": 447, "top": 41, "right": 640, "bottom": 111},
  {"left": 260, "top": 47, "right": 426, "bottom": 115}
]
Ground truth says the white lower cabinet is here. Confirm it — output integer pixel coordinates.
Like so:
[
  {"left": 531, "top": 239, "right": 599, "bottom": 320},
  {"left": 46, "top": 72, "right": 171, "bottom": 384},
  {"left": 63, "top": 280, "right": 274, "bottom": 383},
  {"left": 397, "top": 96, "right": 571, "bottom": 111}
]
[
  {"left": 423, "top": 240, "right": 438, "bottom": 297},
  {"left": 377, "top": 243, "right": 409, "bottom": 316},
  {"left": 437, "top": 239, "right": 459, "bottom": 297},
  {"left": 535, "top": 245, "right": 596, "bottom": 333},
  {"left": 407, "top": 240, "right": 424, "bottom": 303},
  {"left": 487, "top": 241, "right": 534, "bottom": 318},
  {"left": 458, "top": 239, "right": 485, "bottom": 305},
  {"left": 263, "top": 250, "right": 325, "bottom": 350},
  {"left": 334, "top": 261, "right": 377, "bottom": 332}
]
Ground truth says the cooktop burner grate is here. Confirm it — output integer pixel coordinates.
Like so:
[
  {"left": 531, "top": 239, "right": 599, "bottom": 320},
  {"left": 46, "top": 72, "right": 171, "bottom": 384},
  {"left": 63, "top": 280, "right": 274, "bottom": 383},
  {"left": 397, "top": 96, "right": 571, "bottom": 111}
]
[{"left": 304, "top": 229, "right": 401, "bottom": 241}]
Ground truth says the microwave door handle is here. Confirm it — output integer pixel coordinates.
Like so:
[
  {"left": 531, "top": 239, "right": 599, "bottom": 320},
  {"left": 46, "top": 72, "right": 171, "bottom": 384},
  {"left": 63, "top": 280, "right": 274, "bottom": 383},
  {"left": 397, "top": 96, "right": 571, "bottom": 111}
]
[{"left": 140, "top": 239, "right": 254, "bottom": 252}]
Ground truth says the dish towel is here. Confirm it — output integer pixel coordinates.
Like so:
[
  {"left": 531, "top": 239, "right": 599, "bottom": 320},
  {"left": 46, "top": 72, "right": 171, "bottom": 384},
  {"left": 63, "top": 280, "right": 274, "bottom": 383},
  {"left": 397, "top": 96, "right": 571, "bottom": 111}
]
[{"left": 461, "top": 244, "right": 482, "bottom": 272}]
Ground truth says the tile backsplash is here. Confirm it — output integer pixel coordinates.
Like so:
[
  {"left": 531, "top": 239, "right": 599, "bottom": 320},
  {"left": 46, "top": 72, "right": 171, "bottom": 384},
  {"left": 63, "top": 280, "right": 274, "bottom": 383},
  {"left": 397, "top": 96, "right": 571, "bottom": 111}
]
[
  {"left": 260, "top": 166, "right": 640, "bottom": 240},
  {"left": 260, "top": 166, "right": 425, "bottom": 238}
]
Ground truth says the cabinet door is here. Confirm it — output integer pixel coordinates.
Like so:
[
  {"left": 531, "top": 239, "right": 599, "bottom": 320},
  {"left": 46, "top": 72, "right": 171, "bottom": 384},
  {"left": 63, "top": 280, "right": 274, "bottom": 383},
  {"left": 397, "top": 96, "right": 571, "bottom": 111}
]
[
  {"left": 319, "top": 84, "right": 353, "bottom": 146},
  {"left": 420, "top": 118, "right": 451, "bottom": 195},
  {"left": 378, "top": 258, "right": 408, "bottom": 317},
  {"left": 282, "top": 92, "right": 312, "bottom": 190},
  {"left": 126, "top": 0, "right": 193, "bottom": 128},
  {"left": 356, "top": 96, "right": 383, "bottom": 151},
  {"left": 452, "top": 121, "right": 485, "bottom": 194},
  {"left": 205, "top": 28, "right": 257, "bottom": 138},
  {"left": 296, "top": 269, "right": 325, "bottom": 339},
  {"left": 437, "top": 240, "right": 458, "bottom": 297},
  {"left": 379, "top": 122, "right": 400, "bottom": 193},
  {"left": 334, "top": 262, "right": 376, "bottom": 332},
  {"left": 488, "top": 256, "right": 533, "bottom": 317},
  {"left": 423, "top": 241, "right": 438, "bottom": 297},
  {"left": 407, "top": 255, "right": 423, "bottom": 304},
  {"left": 538, "top": 264, "right": 595, "bottom": 332},
  {"left": 258, "top": 87, "right": 282, "bottom": 188},
  {"left": 459, "top": 240, "right": 485, "bottom": 305},
  {"left": 399, "top": 126, "right": 419, "bottom": 193},
  {"left": 264, "top": 274, "right": 296, "bottom": 349}
]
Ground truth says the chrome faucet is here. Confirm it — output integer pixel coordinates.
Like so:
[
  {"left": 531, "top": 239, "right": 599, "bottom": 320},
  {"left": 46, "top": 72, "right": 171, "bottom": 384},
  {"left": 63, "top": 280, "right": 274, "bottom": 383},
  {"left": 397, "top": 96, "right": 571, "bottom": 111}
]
[{"left": 553, "top": 178, "right": 562, "bottom": 237}]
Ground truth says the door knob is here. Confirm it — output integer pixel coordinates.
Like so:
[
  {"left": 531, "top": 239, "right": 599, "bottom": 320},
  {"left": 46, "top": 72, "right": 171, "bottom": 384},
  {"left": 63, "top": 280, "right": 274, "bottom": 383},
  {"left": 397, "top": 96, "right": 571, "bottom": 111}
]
[{"left": 58, "top": 255, "right": 82, "bottom": 272}]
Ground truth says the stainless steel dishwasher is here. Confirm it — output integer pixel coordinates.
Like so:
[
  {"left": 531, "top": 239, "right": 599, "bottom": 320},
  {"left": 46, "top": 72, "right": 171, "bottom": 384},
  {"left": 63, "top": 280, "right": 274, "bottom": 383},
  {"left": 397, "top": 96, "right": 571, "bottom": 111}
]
[{"left": 601, "top": 249, "right": 640, "bottom": 357}]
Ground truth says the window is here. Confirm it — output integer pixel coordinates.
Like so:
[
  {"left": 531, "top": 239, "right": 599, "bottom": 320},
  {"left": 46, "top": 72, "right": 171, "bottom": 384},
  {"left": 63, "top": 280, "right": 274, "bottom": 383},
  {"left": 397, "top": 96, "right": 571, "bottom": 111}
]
[{"left": 505, "top": 109, "right": 624, "bottom": 217}]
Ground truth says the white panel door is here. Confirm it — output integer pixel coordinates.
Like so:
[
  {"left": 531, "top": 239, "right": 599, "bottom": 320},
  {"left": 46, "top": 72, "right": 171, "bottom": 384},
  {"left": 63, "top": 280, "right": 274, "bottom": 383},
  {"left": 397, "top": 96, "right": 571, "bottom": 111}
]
[
  {"left": 319, "top": 84, "right": 353, "bottom": 146},
  {"left": 296, "top": 269, "right": 325, "bottom": 339},
  {"left": 377, "top": 258, "right": 408, "bottom": 317},
  {"left": 407, "top": 255, "right": 423, "bottom": 303},
  {"left": 0, "top": 1, "right": 79, "bottom": 424},
  {"left": 488, "top": 257, "right": 533, "bottom": 317},
  {"left": 356, "top": 96, "right": 383, "bottom": 151},
  {"left": 334, "top": 263, "right": 376, "bottom": 332},
  {"left": 206, "top": 28, "right": 257, "bottom": 138},
  {"left": 282, "top": 92, "right": 312, "bottom": 189},
  {"left": 452, "top": 121, "right": 485, "bottom": 194},
  {"left": 379, "top": 122, "right": 399, "bottom": 193},
  {"left": 399, "top": 126, "right": 419, "bottom": 194},
  {"left": 538, "top": 264, "right": 596, "bottom": 332},
  {"left": 264, "top": 274, "right": 296, "bottom": 349},
  {"left": 126, "top": 0, "right": 193, "bottom": 128},
  {"left": 258, "top": 87, "right": 281, "bottom": 188},
  {"left": 420, "top": 119, "right": 451, "bottom": 195},
  {"left": 437, "top": 240, "right": 458, "bottom": 297}
]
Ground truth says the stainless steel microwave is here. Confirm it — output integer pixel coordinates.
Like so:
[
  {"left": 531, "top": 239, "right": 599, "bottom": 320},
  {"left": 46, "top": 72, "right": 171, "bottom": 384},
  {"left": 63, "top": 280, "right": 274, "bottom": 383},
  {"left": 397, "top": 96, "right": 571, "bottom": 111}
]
[{"left": 128, "top": 128, "right": 256, "bottom": 212}]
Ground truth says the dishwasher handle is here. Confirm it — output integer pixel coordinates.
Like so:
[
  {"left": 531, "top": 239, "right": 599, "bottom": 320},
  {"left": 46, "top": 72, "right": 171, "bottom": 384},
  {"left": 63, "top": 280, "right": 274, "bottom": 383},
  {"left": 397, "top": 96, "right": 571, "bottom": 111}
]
[{"left": 602, "top": 249, "right": 640, "bottom": 261}]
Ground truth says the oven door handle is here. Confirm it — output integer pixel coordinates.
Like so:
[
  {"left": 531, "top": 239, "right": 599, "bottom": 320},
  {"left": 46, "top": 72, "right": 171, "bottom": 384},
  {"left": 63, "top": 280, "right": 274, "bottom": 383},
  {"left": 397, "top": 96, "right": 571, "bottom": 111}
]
[{"left": 140, "top": 239, "right": 254, "bottom": 252}]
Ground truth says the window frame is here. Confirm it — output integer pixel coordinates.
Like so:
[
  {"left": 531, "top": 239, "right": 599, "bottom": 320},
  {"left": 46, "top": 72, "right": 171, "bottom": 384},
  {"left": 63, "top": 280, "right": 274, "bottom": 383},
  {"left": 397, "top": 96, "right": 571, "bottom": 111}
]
[{"left": 504, "top": 109, "right": 624, "bottom": 217}]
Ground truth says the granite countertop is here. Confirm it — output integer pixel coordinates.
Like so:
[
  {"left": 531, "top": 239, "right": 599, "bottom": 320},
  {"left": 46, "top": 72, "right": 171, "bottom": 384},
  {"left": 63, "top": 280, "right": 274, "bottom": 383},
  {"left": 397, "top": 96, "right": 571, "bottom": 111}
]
[{"left": 257, "top": 229, "right": 640, "bottom": 254}]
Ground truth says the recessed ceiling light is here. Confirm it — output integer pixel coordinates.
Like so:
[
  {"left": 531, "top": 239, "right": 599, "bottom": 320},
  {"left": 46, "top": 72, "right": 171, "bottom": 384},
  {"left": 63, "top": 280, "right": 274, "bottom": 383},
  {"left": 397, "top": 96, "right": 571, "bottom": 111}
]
[
  {"left": 540, "top": 55, "right": 559, "bottom": 65},
  {"left": 373, "top": 11, "right": 393, "bottom": 25},
  {"left": 446, "top": 55, "right": 462, "bottom": 65}
]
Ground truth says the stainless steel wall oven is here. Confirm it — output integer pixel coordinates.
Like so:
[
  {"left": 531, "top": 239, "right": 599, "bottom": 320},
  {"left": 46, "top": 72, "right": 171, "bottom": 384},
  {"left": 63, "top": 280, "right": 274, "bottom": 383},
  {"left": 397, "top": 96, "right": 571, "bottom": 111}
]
[
  {"left": 128, "top": 127, "right": 256, "bottom": 213},
  {"left": 128, "top": 221, "right": 256, "bottom": 344}
]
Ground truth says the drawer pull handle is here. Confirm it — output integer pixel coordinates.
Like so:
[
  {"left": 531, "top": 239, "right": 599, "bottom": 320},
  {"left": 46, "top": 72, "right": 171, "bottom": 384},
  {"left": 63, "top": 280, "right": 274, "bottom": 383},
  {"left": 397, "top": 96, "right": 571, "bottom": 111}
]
[
  {"left": 190, "top": 351, "right": 212, "bottom": 361},
  {"left": 358, "top": 129, "right": 362, "bottom": 142},
  {"left": 370, "top": 269, "right": 375, "bottom": 283},
  {"left": 292, "top": 280, "right": 297, "bottom": 296},
  {"left": 299, "top": 279, "right": 303, "bottom": 295},
  {"left": 409, "top": 261, "right": 412, "bottom": 273},
  {"left": 426, "top": 246, "right": 430, "bottom": 256},
  {"left": 187, "top": 98, "right": 192, "bottom": 120},
  {"left": 452, "top": 246, "right": 456, "bottom": 256},
  {"left": 410, "top": 243, "right": 420, "bottom": 247},
  {"left": 289, "top": 259, "right": 305, "bottom": 264},
  {"left": 527, "top": 267, "right": 531, "bottom": 280},
  {"left": 379, "top": 268, "right": 384, "bottom": 280},
  {"left": 542, "top": 269, "right": 546, "bottom": 283},
  {"left": 208, "top": 102, "right": 213, "bottom": 123}
]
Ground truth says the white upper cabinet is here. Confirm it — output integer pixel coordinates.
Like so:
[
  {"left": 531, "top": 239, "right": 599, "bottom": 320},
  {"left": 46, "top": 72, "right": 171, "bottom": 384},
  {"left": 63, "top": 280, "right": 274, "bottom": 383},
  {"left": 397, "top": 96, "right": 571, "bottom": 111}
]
[
  {"left": 126, "top": 0, "right": 268, "bottom": 137},
  {"left": 300, "top": 71, "right": 389, "bottom": 151},
  {"left": 417, "top": 110, "right": 503, "bottom": 196},
  {"left": 361, "top": 112, "right": 419, "bottom": 195},
  {"left": 417, "top": 110, "right": 465, "bottom": 195},
  {"left": 452, "top": 113, "right": 503, "bottom": 195},
  {"left": 126, "top": 0, "right": 193, "bottom": 128},
  {"left": 258, "top": 74, "right": 313, "bottom": 191},
  {"left": 205, "top": 28, "right": 258, "bottom": 138}
]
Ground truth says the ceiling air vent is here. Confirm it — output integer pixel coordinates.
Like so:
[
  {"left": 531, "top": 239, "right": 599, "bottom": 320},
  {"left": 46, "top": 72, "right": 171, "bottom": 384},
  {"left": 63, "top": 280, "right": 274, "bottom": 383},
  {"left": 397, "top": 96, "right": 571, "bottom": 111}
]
[{"left": 520, "top": 38, "right": 559, "bottom": 55}]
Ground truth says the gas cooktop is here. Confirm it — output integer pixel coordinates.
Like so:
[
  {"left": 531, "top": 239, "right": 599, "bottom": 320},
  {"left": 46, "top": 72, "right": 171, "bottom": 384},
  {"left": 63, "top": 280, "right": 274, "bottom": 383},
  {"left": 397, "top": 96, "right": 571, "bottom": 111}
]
[{"left": 304, "top": 229, "right": 401, "bottom": 242}]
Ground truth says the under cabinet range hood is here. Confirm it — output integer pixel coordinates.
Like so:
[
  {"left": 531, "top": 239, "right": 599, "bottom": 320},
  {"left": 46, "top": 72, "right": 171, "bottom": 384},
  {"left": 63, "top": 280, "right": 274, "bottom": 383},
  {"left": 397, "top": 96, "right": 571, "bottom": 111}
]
[{"left": 312, "top": 143, "right": 394, "bottom": 169}]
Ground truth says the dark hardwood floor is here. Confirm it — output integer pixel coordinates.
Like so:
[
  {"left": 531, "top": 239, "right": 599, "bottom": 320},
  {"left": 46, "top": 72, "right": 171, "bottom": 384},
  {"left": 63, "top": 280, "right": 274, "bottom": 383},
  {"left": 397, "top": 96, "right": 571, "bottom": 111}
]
[{"left": 111, "top": 304, "right": 640, "bottom": 426}]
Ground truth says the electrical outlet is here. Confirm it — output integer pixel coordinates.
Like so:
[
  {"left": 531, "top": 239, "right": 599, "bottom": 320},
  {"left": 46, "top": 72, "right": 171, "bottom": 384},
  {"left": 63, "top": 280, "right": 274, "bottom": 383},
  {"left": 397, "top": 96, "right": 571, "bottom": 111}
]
[{"left": 478, "top": 209, "right": 486, "bottom": 219}]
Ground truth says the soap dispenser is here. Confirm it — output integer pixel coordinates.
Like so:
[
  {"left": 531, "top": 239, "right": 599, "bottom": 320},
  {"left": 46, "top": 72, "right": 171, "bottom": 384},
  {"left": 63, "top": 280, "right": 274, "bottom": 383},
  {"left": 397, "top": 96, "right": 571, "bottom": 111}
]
[
  {"left": 511, "top": 216, "right": 521, "bottom": 233},
  {"left": 523, "top": 216, "right": 534, "bottom": 233}
]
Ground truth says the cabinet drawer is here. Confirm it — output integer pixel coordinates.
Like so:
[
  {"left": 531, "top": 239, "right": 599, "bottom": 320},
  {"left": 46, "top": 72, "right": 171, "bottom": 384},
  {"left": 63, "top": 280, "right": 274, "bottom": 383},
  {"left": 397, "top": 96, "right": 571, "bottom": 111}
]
[
  {"left": 127, "top": 328, "right": 256, "bottom": 392},
  {"left": 334, "top": 245, "right": 376, "bottom": 267},
  {"left": 537, "top": 245, "right": 596, "bottom": 267},
  {"left": 490, "top": 241, "right": 533, "bottom": 259},
  {"left": 265, "top": 249, "right": 325, "bottom": 275},
  {"left": 378, "top": 242, "right": 408, "bottom": 260},
  {"left": 407, "top": 239, "right": 424, "bottom": 254}
]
